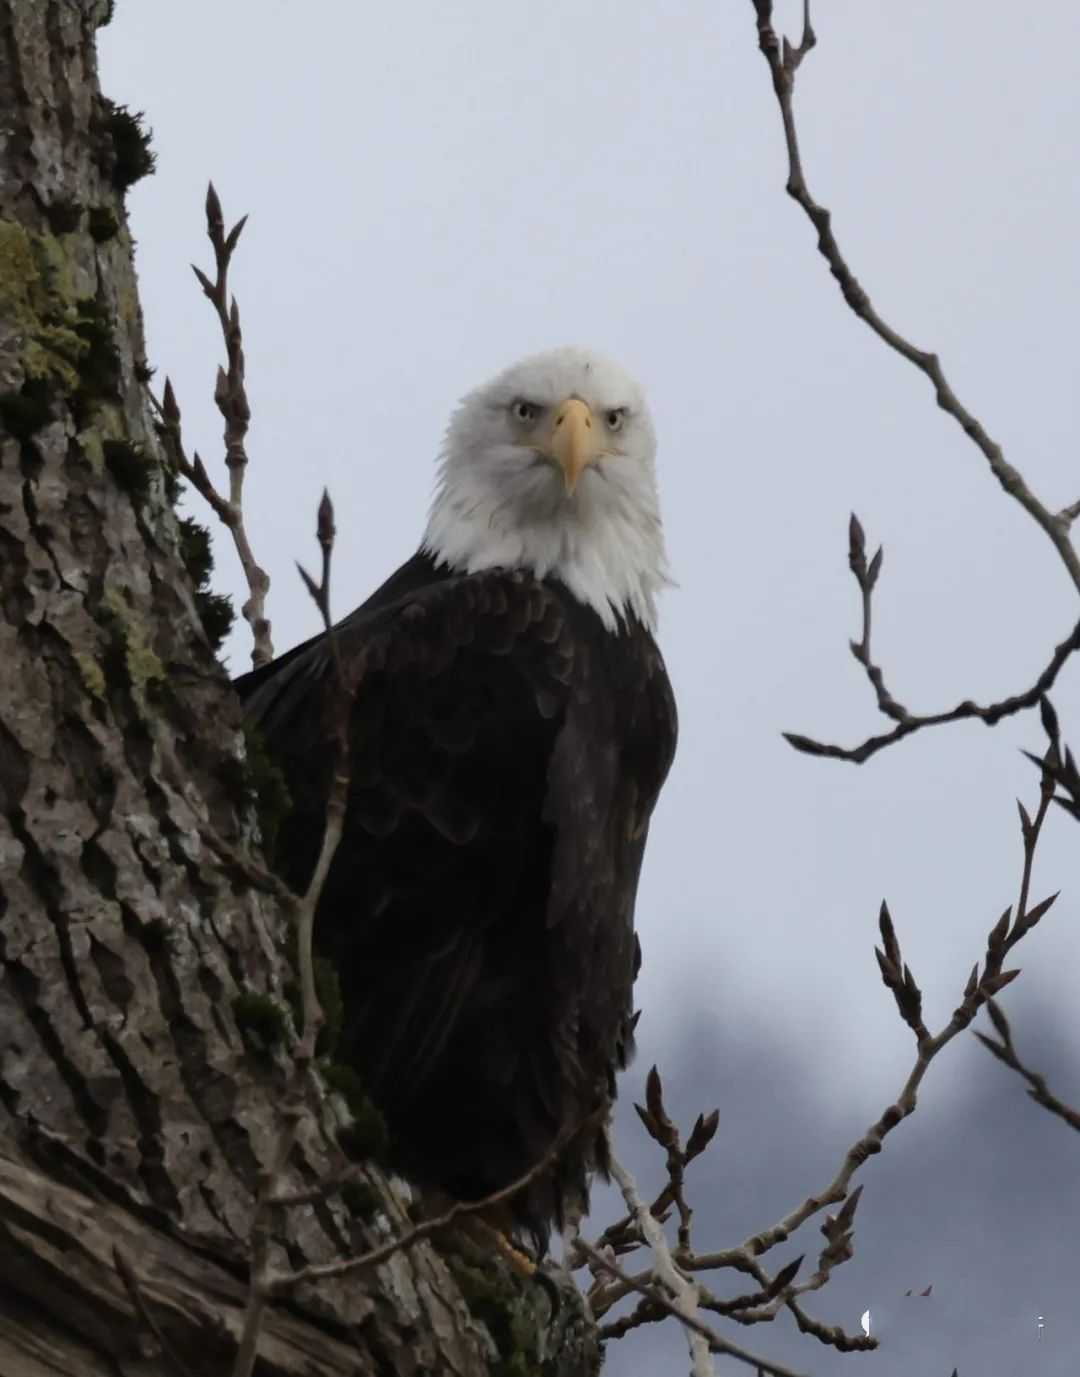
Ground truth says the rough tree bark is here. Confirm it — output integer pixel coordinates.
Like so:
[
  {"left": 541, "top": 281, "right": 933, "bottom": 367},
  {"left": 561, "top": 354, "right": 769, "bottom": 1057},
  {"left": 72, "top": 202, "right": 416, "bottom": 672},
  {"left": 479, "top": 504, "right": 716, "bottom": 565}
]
[{"left": 0, "top": 3, "right": 600, "bottom": 1373}]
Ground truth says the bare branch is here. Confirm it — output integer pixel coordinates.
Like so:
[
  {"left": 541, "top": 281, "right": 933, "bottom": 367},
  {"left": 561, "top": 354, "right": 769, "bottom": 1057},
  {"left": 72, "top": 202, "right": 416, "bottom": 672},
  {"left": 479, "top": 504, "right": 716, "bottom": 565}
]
[
  {"left": 153, "top": 185, "right": 273, "bottom": 668},
  {"left": 972, "top": 734, "right": 1080, "bottom": 1133},
  {"left": 604, "top": 1143, "right": 716, "bottom": 1376},
  {"left": 195, "top": 820, "right": 295, "bottom": 900},
  {"left": 592, "top": 769, "right": 1056, "bottom": 1360},
  {"left": 230, "top": 1100, "right": 306, "bottom": 1377},
  {"left": 845, "top": 514, "right": 900, "bottom": 715},
  {"left": 113, "top": 1246, "right": 197, "bottom": 1377},
  {"left": 1013, "top": 749, "right": 1057, "bottom": 939},
  {"left": 272, "top": 1124, "right": 577, "bottom": 1293},
  {"left": 231, "top": 496, "right": 354, "bottom": 1377},
  {"left": 582, "top": 1238, "right": 810, "bottom": 1377},
  {"left": 585, "top": 1091, "right": 716, "bottom": 1269},
  {"left": 693, "top": 782, "right": 1054, "bottom": 1277},
  {"left": 1058, "top": 496, "right": 1080, "bottom": 530},
  {"left": 976, "top": 1002, "right": 1080, "bottom": 1135},
  {"left": 749, "top": 1, "right": 1080, "bottom": 594},
  {"left": 633, "top": 1067, "right": 695, "bottom": 1252},
  {"left": 784, "top": 617, "right": 1080, "bottom": 764},
  {"left": 751, "top": 3, "right": 1080, "bottom": 765}
]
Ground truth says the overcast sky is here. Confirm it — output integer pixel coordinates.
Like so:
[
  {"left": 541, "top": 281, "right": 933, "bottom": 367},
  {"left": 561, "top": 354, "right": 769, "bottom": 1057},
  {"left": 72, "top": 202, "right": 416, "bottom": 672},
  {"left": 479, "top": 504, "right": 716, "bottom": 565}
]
[{"left": 101, "top": 4, "right": 1080, "bottom": 1373}]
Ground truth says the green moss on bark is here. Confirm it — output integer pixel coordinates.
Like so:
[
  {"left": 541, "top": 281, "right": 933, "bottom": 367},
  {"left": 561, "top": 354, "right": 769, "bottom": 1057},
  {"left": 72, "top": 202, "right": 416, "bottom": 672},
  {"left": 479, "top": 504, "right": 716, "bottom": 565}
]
[
  {"left": 44, "top": 200, "right": 83, "bottom": 235},
  {"left": 238, "top": 719, "right": 292, "bottom": 853},
  {"left": 0, "top": 223, "right": 97, "bottom": 390},
  {"left": 194, "top": 591, "right": 235, "bottom": 651},
  {"left": 70, "top": 294, "right": 122, "bottom": 424},
  {"left": 87, "top": 206, "right": 121, "bottom": 243},
  {"left": 0, "top": 377, "right": 55, "bottom": 441},
  {"left": 445, "top": 1238, "right": 600, "bottom": 1377},
  {"left": 335, "top": 1097, "right": 392, "bottom": 1165},
  {"left": 95, "top": 99, "right": 155, "bottom": 193},
  {"left": 175, "top": 516, "right": 235, "bottom": 653},
  {"left": 98, "top": 586, "right": 166, "bottom": 699},
  {"left": 339, "top": 1180, "right": 382, "bottom": 1222},
  {"left": 232, "top": 993, "right": 290, "bottom": 1049},
  {"left": 103, "top": 439, "right": 153, "bottom": 495},
  {"left": 322, "top": 1063, "right": 390, "bottom": 1164}
]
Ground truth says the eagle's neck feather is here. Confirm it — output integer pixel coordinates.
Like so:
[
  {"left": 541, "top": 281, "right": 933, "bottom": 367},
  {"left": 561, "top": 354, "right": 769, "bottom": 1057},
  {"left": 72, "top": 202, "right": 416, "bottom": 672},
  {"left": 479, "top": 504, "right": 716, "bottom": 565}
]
[{"left": 422, "top": 476, "right": 670, "bottom": 633}]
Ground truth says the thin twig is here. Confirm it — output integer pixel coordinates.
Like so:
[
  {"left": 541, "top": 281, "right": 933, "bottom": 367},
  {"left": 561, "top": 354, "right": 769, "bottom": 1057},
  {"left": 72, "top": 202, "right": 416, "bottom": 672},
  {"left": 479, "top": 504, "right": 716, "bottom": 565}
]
[
  {"left": 691, "top": 784, "right": 1055, "bottom": 1274},
  {"left": 1014, "top": 745, "right": 1057, "bottom": 933},
  {"left": 750, "top": 1, "right": 1080, "bottom": 765},
  {"left": 750, "top": 0, "right": 1080, "bottom": 594},
  {"left": 230, "top": 1108, "right": 305, "bottom": 1377},
  {"left": 606, "top": 1143, "right": 716, "bottom": 1377},
  {"left": 113, "top": 1246, "right": 197, "bottom": 1377},
  {"left": 633, "top": 1068, "right": 705, "bottom": 1256},
  {"left": 784, "top": 616, "right": 1080, "bottom": 764},
  {"left": 973, "top": 733, "right": 1080, "bottom": 1133},
  {"left": 196, "top": 820, "right": 294, "bottom": 900},
  {"left": 581, "top": 1238, "right": 809, "bottom": 1377},
  {"left": 976, "top": 1000, "right": 1080, "bottom": 1135},
  {"left": 595, "top": 1292, "right": 665, "bottom": 1343},
  {"left": 1058, "top": 497, "right": 1080, "bottom": 530},
  {"left": 230, "top": 495, "right": 352, "bottom": 1377},
  {"left": 290, "top": 490, "right": 350, "bottom": 1068},
  {"left": 265, "top": 1159, "right": 363, "bottom": 1208},
  {"left": 1026, "top": 696, "right": 1080, "bottom": 828},
  {"left": 154, "top": 183, "right": 273, "bottom": 667},
  {"left": 270, "top": 1126, "right": 573, "bottom": 1293},
  {"left": 593, "top": 773, "right": 1056, "bottom": 1344},
  {"left": 587, "top": 1084, "right": 718, "bottom": 1267},
  {"left": 689, "top": 949, "right": 1038, "bottom": 1271},
  {"left": 844, "top": 514, "right": 904, "bottom": 720}
]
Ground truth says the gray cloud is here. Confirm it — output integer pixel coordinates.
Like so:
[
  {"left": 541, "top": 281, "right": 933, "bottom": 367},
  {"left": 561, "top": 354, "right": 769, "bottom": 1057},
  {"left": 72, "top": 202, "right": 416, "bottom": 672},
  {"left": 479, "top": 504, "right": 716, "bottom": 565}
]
[{"left": 602, "top": 1000, "right": 1080, "bottom": 1374}]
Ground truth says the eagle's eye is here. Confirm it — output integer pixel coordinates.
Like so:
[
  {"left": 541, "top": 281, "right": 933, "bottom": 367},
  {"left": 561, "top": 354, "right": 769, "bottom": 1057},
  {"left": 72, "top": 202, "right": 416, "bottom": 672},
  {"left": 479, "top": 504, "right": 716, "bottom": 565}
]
[
  {"left": 511, "top": 400, "right": 540, "bottom": 424},
  {"left": 604, "top": 408, "right": 626, "bottom": 433}
]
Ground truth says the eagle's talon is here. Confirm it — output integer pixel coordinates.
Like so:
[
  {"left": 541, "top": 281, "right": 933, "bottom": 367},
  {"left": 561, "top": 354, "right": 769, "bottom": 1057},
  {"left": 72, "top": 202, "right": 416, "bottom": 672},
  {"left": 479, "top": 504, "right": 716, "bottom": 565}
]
[
  {"left": 468, "top": 1215, "right": 537, "bottom": 1276},
  {"left": 532, "top": 1266, "right": 561, "bottom": 1318},
  {"left": 461, "top": 1215, "right": 559, "bottom": 1314}
]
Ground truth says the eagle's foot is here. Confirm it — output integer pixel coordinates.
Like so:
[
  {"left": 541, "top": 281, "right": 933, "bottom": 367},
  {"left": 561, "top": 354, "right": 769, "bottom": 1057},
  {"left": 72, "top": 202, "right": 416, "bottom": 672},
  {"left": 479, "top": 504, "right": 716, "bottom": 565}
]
[
  {"left": 468, "top": 1216, "right": 537, "bottom": 1277},
  {"left": 417, "top": 1192, "right": 562, "bottom": 1314},
  {"left": 465, "top": 1217, "right": 561, "bottom": 1316}
]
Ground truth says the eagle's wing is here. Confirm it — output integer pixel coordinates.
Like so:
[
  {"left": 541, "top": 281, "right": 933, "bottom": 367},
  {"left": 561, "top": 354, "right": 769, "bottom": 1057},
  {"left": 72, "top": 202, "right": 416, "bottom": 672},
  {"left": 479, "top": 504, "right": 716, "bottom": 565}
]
[
  {"left": 239, "top": 569, "right": 589, "bottom": 1122},
  {"left": 238, "top": 562, "right": 676, "bottom": 1222},
  {"left": 540, "top": 603, "right": 675, "bottom": 1168}
]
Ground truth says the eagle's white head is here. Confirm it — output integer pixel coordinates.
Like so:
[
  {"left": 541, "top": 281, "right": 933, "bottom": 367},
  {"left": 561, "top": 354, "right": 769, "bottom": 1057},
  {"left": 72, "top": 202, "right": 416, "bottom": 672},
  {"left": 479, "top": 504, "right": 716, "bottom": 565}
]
[{"left": 422, "top": 346, "right": 672, "bottom": 632}]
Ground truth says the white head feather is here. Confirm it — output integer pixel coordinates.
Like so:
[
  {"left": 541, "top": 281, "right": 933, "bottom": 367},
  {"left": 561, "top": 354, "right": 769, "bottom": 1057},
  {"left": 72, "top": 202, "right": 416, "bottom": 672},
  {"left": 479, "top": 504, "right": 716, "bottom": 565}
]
[{"left": 422, "top": 346, "right": 672, "bottom": 632}]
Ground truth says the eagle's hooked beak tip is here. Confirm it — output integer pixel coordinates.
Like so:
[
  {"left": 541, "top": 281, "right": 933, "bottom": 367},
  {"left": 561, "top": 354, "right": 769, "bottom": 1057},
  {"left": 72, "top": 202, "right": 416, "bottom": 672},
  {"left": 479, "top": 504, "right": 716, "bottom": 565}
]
[{"left": 550, "top": 397, "right": 602, "bottom": 495}]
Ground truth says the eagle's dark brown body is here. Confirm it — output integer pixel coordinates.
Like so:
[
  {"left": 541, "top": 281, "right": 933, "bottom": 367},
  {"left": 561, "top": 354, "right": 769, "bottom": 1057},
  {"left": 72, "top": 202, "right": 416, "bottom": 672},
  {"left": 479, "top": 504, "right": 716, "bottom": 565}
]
[{"left": 235, "top": 551, "right": 676, "bottom": 1243}]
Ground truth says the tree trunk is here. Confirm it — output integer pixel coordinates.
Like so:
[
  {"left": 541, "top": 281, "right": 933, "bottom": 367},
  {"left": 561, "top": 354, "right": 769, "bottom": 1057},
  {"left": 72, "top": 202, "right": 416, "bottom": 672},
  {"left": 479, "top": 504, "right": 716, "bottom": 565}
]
[{"left": 0, "top": 3, "right": 600, "bottom": 1373}]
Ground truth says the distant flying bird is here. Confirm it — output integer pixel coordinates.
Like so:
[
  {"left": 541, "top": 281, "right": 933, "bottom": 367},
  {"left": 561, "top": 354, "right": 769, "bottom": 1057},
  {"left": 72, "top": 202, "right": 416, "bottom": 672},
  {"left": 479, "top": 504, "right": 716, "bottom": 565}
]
[{"left": 237, "top": 347, "right": 677, "bottom": 1249}]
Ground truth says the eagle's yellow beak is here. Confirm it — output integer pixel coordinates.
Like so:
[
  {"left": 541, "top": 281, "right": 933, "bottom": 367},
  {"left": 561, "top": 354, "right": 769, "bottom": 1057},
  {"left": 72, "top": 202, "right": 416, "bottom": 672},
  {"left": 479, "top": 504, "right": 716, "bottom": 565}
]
[{"left": 548, "top": 397, "right": 604, "bottom": 495}]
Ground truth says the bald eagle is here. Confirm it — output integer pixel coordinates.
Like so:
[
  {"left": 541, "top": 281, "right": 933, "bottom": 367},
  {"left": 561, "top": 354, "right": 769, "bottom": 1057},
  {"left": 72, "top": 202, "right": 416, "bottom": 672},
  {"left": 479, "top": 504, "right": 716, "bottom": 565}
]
[{"left": 235, "top": 347, "right": 676, "bottom": 1245}]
